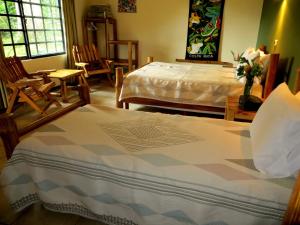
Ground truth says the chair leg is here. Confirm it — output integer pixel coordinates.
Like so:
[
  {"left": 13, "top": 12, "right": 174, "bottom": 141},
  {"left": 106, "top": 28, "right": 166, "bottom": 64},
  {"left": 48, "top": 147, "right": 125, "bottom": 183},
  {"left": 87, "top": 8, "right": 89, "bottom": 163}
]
[
  {"left": 18, "top": 91, "right": 45, "bottom": 114},
  {"left": 6, "top": 89, "right": 19, "bottom": 114},
  {"left": 106, "top": 73, "right": 114, "bottom": 87},
  {"left": 43, "top": 100, "right": 54, "bottom": 111},
  {"left": 79, "top": 73, "right": 90, "bottom": 92},
  {"left": 43, "top": 93, "right": 62, "bottom": 111}
]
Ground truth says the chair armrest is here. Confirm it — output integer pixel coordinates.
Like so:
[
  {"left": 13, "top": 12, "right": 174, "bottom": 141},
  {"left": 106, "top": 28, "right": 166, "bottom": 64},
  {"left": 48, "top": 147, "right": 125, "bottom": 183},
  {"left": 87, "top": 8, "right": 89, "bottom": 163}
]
[
  {"left": 30, "top": 70, "right": 55, "bottom": 83},
  {"left": 105, "top": 60, "right": 114, "bottom": 71},
  {"left": 14, "top": 78, "right": 43, "bottom": 88},
  {"left": 75, "top": 62, "right": 89, "bottom": 68},
  {"left": 31, "top": 69, "right": 57, "bottom": 76},
  {"left": 105, "top": 60, "right": 113, "bottom": 65}
]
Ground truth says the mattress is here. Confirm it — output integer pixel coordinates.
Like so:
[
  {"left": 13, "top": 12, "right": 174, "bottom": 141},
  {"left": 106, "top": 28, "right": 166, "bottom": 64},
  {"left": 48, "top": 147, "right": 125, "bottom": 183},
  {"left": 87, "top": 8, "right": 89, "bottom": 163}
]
[
  {"left": 119, "top": 62, "right": 263, "bottom": 107},
  {"left": 0, "top": 105, "right": 293, "bottom": 225}
]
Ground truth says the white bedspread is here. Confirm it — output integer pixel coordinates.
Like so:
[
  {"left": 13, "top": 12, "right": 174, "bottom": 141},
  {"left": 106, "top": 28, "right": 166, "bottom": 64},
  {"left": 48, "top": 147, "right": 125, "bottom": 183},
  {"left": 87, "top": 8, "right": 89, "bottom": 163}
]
[
  {"left": 1, "top": 105, "right": 293, "bottom": 225},
  {"left": 120, "top": 62, "right": 262, "bottom": 107}
]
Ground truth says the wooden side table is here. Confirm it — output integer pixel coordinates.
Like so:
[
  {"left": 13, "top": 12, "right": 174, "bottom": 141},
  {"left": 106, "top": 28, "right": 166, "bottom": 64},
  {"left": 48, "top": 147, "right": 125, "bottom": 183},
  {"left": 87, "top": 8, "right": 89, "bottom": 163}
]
[
  {"left": 48, "top": 69, "right": 88, "bottom": 103},
  {"left": 225, "top": 96, "right": 258, "bottom": 122}
]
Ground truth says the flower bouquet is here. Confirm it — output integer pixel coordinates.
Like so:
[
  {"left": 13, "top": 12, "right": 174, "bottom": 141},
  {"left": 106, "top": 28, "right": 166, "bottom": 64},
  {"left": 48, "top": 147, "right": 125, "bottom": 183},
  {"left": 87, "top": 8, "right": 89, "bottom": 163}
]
[{"left": 235, "top": 48, "right": 264, "bottom": 110}]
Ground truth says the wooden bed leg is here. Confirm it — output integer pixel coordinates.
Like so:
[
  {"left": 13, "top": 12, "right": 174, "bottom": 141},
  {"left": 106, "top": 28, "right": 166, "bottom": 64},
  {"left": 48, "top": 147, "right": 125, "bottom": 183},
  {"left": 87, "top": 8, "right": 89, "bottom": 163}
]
[
  {"left": 0, "top": 113, "right": 19, "bottom": 159},
  {"left": 125, "top": 103, "right": 129, "bottom": 109},
  {"left": 115, "top": 67, "right": 124, "bottom": 108},
  {"left": 78, "top": 81, "right": 91, "bottom": 105},
  {"left": 282, "top": 172, "right": 300, "bottom": 225},
  {"left": 147, "top": 56, "right": 154, "bottom": 64}
]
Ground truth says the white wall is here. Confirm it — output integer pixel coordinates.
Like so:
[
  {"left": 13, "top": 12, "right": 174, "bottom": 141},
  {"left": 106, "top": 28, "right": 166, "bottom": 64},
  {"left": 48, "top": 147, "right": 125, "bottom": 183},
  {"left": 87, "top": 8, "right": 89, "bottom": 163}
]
[
  {"left": 221, "top": 0, "right": 264, "bottom": 63},
  {"left": 22, "top": 55, "right": 66, "bottom": 73},
  {"left": 79, "top": 0, "right": 264, "bottom": 64}
]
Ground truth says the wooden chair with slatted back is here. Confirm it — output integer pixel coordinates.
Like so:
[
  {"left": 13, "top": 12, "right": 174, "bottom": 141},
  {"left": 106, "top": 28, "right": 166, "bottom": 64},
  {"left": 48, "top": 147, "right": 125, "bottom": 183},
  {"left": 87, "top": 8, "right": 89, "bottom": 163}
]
[
  {"left": 72, "top": 44, "right": 113, "bottom": 85},
  {"left": 0, "top": 57, "right": 61, "bottom": 115},
  {"left": 6, "top": 56, "right": 53, "bottom": 83}
]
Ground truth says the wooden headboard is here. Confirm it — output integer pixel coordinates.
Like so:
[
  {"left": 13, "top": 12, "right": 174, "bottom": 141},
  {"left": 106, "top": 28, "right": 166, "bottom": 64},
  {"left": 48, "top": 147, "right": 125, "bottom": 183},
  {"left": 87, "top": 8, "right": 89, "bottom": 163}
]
[
  {"left": 295, "top": 68, "right": 300, "bottom": 94},
  {"left": 263, "top": 53, "right": 280, "bottom": 98}
]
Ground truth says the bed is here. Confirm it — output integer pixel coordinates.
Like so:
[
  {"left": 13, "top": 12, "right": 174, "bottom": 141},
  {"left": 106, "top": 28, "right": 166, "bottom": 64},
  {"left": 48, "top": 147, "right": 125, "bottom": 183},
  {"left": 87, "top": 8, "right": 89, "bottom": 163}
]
[
  {"left": 115, "top": 54, "right": 279, "bottom": 114},
  {"left": 0, "top": 100, "right": 299, "bottom": 225}
]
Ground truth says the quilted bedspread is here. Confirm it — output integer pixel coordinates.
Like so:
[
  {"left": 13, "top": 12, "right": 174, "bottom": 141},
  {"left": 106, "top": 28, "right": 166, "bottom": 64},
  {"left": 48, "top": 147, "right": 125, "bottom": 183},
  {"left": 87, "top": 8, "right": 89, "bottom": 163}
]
[
  {"left": 0, "top": 105, "right": 294, "bottom": 225},
  {"left": 119, "top": 62, "right": 262, "bottom": 108}
]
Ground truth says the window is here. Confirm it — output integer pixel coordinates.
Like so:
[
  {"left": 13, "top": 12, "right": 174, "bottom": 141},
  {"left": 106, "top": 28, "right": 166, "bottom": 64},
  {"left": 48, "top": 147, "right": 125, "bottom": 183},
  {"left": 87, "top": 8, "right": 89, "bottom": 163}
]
[{"left": 0, "top": 0, "right": 65, "bottom": 58}]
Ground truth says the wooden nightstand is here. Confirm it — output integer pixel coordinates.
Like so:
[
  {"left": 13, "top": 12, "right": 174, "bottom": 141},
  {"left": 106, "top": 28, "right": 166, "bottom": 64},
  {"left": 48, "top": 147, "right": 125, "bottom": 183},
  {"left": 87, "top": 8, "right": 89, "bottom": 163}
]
[{"left": 225, "top": 96, "right": 258, "bottom": 122}]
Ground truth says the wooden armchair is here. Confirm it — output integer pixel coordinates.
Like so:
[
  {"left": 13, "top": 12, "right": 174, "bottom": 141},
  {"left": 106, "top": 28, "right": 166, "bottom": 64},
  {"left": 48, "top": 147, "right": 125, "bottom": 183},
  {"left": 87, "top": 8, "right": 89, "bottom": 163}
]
[
  {"left": 6, "top": 56, "right": 54, "bottom": 83},
  {"left": 0, "top": 57, "right": 61, "bottom": 115},
  {"left": 72, "top": 44, "right": 113, "bottom": 85}
]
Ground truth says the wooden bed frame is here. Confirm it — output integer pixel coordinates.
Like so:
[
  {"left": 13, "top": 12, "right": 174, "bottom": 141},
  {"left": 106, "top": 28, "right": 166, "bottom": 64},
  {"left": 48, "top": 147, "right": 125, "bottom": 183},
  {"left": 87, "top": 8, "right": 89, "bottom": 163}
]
[
  {"left": 0, "top": 66, "right": 299, "bottom": 224},
  {"left": 115, "top": 54, "right": 280, "bottom": 113},
  {"left": 0, "top": 81, "right": 90, "bottom": 159}
]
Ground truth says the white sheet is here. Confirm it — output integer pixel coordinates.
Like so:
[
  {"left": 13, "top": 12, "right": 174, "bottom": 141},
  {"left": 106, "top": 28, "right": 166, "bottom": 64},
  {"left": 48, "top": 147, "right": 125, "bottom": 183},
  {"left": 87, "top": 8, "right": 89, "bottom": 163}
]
[{"left": 120, "top": 62, "right": 262, "bottom": 107}]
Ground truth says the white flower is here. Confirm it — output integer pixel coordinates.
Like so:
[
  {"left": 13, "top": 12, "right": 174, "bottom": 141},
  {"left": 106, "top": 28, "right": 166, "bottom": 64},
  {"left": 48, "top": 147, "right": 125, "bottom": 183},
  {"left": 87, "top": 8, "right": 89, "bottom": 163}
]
[{"left": 190, "top": 42, "right": 203, "bottom": 54}]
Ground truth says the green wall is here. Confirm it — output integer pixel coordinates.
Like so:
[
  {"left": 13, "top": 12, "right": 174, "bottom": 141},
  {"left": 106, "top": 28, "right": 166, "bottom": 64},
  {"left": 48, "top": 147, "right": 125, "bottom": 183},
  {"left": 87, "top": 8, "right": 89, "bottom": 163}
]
[{"left": 257, "top": 0, "right": 300, "bottom": 92}]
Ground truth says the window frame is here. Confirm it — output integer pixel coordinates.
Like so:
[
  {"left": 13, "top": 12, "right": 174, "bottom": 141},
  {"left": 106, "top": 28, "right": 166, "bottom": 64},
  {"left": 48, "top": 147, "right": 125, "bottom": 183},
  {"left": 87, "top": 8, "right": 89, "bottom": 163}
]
[{"left": 0, "top": 0, "right": 66, "bottom": 59}]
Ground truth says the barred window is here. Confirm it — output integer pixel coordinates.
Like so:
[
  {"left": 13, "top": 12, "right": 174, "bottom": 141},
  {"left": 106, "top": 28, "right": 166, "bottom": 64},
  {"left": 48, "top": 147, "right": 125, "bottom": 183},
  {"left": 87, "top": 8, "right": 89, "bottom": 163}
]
[{"left": 0, "top": 0, "right": 65, "bottom": 59}]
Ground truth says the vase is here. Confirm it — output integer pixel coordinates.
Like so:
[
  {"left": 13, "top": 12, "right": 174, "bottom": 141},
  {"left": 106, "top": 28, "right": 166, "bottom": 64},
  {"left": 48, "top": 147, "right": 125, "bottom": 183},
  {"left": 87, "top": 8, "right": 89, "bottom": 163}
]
[
  {"left": 239, "top": 77, "right": 262, "bottom": 111},
  {"left": 243, "top": 77, "right": 254, "bottom": 97}
]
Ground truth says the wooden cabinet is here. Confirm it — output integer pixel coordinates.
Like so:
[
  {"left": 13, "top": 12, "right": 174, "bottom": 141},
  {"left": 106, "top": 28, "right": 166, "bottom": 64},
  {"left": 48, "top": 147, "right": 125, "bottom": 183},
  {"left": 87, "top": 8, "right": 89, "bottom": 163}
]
[{"left": 83, "top": 17, "right": 139, "bottom": 71}]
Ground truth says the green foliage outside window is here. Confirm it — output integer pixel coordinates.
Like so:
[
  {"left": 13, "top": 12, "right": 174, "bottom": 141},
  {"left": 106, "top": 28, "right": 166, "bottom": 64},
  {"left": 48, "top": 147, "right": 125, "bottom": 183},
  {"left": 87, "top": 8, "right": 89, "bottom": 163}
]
[{"left": 0, "top": 0, "right": 65, "bottom": 58}]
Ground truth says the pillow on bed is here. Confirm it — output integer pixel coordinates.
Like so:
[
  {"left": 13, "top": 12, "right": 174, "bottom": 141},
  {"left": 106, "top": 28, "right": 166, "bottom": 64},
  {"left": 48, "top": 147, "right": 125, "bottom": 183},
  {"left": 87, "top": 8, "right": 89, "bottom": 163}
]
[{"left": 250, "top": 83, "right": 300, "bottom": 178}]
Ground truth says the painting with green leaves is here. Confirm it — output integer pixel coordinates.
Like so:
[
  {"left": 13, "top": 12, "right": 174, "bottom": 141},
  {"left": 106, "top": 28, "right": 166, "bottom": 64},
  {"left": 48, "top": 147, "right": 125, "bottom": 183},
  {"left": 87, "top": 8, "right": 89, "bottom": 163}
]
[{"left": 186, "top": 0, "right": 224, "bottom": 61}]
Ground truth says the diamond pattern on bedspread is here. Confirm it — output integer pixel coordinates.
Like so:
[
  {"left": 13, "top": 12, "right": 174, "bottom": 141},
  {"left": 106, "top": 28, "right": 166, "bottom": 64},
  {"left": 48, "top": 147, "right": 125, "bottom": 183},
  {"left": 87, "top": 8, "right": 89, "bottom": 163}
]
[
  {"left": 9, "top": 174, "right": 33, "bottom": 185},
  {"left": 36, "top": 180, "right": 59, "bottom": 191},
  {"left": 162, "top": 210, "right": 197, "bottom": 225},
  {"left": 201, "top": 222, "right": 229, "bottom": 225},
  {"left": 36, "top": 124, "right": 65, "bottom": 132},
  {"left": 135, "top": 153, "right": 185, "bottom": 167},
  {"left": 226, "top": 159, "right": 258, "bottom": 171},
  {"left": 92, "top": 193, "right": 119, "bottom": 204},
  {"left": 225, "top": 130, "right": 250, "bottom": 138},
  {"left": 196, "top": 164, "right": 258, "bottom": 180},
  {"left": 266, "top": 178, "right": 295, "bottom": 189},
  {"left": 98, "top": 117, "right": 200, "bottom": 151},
  {"left": 126, "top": 203, "right": 156, "bottom": 216},
  {"left": 36, "top": 136, "right": 74, "bottom": 145},
  {"left": 64, "top": 185, "right": 87, "bottom": 196},
  {"left": 81, "top": 144, "right": 123, "bottom": 156}
]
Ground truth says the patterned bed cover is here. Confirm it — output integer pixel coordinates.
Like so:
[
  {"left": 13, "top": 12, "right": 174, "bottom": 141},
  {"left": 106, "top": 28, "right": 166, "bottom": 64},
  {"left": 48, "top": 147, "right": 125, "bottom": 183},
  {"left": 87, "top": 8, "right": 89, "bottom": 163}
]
[{"left": 0, "top": 105, "right": 294, "bottom": 225}]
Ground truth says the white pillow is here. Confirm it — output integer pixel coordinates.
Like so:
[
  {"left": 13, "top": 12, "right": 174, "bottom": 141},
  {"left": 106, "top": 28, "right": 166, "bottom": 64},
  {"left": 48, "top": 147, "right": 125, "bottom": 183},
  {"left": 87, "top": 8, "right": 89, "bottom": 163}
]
[{"left": 250, "top": 83, "right": 300, "bottom": 177}]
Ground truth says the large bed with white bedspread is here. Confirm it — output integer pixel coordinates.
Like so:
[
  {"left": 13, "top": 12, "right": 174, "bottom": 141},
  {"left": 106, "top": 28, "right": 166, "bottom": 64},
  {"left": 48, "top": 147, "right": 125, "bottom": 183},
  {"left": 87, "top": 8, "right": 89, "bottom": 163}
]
[
  {"left": 119, "top": 62, "right": 262, "bottom": 108},
  {"left": 0, "top": 105, "right": 294, "bottom": 225}
]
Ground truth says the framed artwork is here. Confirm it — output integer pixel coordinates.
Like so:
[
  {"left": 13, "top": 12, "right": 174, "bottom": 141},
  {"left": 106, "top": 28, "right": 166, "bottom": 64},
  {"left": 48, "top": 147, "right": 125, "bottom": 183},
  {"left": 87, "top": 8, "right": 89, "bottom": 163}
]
[
  {"left": 118, "top": 0, "right": 137, "bottom": 13},
  {"left": 185, "top": 0, "right": 225, "bottom": 61}
]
